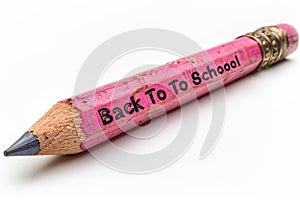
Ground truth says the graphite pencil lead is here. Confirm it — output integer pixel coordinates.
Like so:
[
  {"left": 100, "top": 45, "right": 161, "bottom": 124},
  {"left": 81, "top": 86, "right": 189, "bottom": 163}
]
[{"left": 4, "top": 132, "right": 40, "bottom": 156}]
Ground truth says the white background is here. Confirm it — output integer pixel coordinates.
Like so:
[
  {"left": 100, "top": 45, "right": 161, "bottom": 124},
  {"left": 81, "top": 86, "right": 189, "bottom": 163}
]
[{"left": 0, "top": 1, "right": 299, "bottom": 200}]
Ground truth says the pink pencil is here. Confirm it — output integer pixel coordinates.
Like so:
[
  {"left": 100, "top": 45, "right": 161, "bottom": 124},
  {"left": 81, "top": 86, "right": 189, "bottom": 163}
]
[{"left": 4, "top": 24, "right": 298, "bottom": 156}]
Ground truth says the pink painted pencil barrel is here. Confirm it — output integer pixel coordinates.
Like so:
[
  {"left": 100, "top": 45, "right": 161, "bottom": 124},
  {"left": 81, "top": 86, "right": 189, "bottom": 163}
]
[
  {"left": 74, "top": 24, "right": 298, "bottom": 150},
  {"left": 4, "top": 23, "right": 298, "bottom": 156}
]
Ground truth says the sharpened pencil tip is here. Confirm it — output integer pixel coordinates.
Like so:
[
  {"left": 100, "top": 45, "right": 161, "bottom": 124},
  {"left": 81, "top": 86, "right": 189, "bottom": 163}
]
[{"left": 4, "top": 132, "right": 40, "bottom": 156}]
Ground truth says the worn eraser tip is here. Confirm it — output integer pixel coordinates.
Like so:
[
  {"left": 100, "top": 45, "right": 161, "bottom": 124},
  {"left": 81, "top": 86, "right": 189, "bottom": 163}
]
[{"left": 277, "top": 24, "right": 298, "bottom": 56}]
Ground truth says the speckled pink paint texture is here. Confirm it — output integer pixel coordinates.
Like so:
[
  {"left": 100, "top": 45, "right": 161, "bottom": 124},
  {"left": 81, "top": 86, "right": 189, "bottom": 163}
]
[{"left": 65, "top": 24, "right": 297, "bottom": 150}]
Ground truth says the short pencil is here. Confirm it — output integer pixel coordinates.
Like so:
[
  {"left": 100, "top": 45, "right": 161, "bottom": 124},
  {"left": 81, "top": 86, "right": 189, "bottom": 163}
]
[{"left": 4, "top": 23, "right": 298, "bottom": 156}]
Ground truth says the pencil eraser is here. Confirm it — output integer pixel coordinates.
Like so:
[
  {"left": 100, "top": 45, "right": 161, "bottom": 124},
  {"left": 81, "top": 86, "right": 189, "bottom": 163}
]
[{"left": 277, "top": 24, "right": 299, "bottom": 56}]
